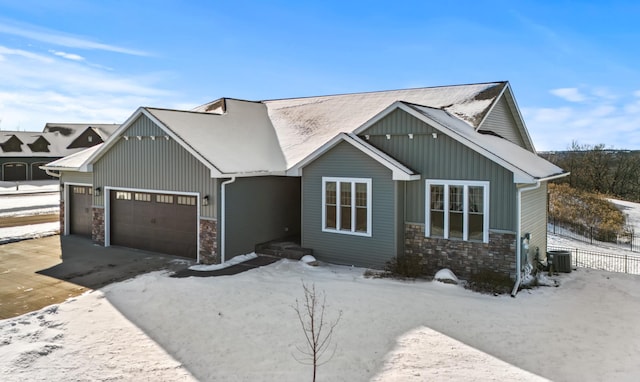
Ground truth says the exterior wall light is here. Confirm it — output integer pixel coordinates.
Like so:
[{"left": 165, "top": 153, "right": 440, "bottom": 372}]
[
  {"left": 203, "top": 195, "right": 209, "bottom": 206},
  {"left": 432, "top": 132, "right": 438, "bottom": 139},
  {"left": 95, "top": 187, "right": 102, "bottom": 197}
]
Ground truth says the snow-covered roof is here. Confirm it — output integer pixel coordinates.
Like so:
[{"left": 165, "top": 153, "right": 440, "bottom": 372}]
[
  {"left": 252, "top": 82, "right": 505, "bottom": 168},
  {"left": 145, "top": 101, "right": 287, "bottom": 175},
  {"left": 0, "top": 123, "right": 119, "bottom": 158},
  {"left": 404, "top": 103, "right": 565, "bottom": 182},
  {"left": 44, "top": 144, "right": 104, "bottom": 171}
]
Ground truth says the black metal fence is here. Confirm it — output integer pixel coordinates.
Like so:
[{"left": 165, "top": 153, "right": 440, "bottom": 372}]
[
  {"left": 548, "top": 246, "right": 640, "bottom": 275},
  {"left": 548, "top": 216, "right": 639, "bottom": 252}
]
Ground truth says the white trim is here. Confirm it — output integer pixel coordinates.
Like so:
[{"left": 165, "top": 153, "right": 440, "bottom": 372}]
[
  {"left": 220, "top": 177, "right": 236, "bottom": 263},
  {"left": 321, "top": 177, "right": 372, "bottom": 237},
  {"left": 425, "top": 179, "right": 490, "bottom": 243},
  {"left": 103, "top": 186, "right": 201, "bottom": 263},
  {"left": 288, "top": 132, "right": 419, "bottom": 181},
  {"left": 62, "top": 182, "right": 92, "bottom": 236}
]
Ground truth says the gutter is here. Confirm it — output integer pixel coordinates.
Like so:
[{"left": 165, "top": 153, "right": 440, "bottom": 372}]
[
  {"left": 511, "top": 172, "right": 570, "bottom": 297},
  {"left": 220, "top": 176, "right": 236, "bottom": 263},
  {"left": 44, "top": 169, "right": 61, "bottom": 178}
]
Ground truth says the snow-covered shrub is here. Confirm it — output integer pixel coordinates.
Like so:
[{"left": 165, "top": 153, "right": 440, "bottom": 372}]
[{"left": 434, "top": 268, "right": 459, "bottom": 285}]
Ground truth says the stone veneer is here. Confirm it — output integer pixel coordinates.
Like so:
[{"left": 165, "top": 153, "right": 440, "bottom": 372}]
[
  {"left": 404, "top": 223, "right": 517, "bottom": 280},
  {"left": 59, "top": 200, "right": 65, "bottom": 234},
  {"left": 92, "top": 207, "right": 105, "bottom": 245},
  {"left": 199, "top": 219, "right": 218, "bottom": 264}
]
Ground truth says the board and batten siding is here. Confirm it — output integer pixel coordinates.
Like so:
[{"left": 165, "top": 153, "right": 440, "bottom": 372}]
[
  {"left": 520, "top": 182, "right": 548, "bottom": 263},
  {"left": 361, "top": 109, "right": 517, "bottom": 231},
  {"left": 302, "top": 141, "right": 399, "bottom": 269},
  {"left": 223, "top": 176, "right": 301, "bottom": 260},
  {"left": 93, "top": 115, "right": 217, "bottom": 218},
  {"left": 479, "top": 96, "right": 526, "bottom": 148}
]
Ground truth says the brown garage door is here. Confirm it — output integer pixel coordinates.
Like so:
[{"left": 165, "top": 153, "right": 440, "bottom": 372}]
[
  {"left": 69, "top": 186, "right": 93, "bottom": 237},
  {"left": 31, "top": 162, "right": 52, "bottom": 180},
  {"left": 2, "top": 163, "right": 27, "bottom": 181},
  {"left": 110, "top": 191, "right": 197, "bottom": 259}
]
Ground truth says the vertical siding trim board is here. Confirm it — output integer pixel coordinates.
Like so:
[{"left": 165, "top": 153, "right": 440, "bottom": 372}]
[
  {"left": 62, "top": 182, "right": 92, "bottom": 236},
  {"left": 103, "top": 186, "right": 202, "bottom": 262}
]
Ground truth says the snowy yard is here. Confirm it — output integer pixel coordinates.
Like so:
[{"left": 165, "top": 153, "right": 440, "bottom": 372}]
[
  {"left": 1, "top": 259, "right": 640, "bottom": 381},
  {"left": 2, "top": 182, "right": 640, "bottom": 381}
]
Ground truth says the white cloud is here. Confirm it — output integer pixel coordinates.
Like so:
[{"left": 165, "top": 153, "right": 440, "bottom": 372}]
[
  {"left": 550, "top": 87, "right": 586, "bottom": 102},
  {"left": 0, "top": 20, "right": 148, "bottom": 56},
  {"left": 49, "top": 50, "right": 84, "bottom": 61},
  {"left": 0, "top": 43, "right": 175, "bottom": 131}
]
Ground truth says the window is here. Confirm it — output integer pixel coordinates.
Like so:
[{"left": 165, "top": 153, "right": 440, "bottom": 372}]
[
  {"left": 156, "top": 194, "right": 174, "bottom": 204},
  {"left": 115, "top": 191, "right": 132, "bottom": 200},
  {"left": 177, "top": 196, "right": 196, "bottom": 206},
  {"left": 322, "top": 177, "right": 371, "bottom": 236},
  {"left": 73, "top": 186, "right": 86, "bottom": 194},
  {"left": 426, "top": 180, "right": 489, "bottom": 242},
  {"left": 134, "top": 193, "right": 151, "bottom": 202}
]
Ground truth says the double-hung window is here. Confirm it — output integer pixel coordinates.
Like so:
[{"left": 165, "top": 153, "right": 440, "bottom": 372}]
[
  {"left": 322, "top": 177, "right": 372, "bottom": 236},
  {"left": 426, "top": 180, "right": 489, "bottom": 242}
]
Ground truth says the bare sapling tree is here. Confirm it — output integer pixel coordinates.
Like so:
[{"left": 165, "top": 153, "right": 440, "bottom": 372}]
[{"left": 292, "top": 281, "right": 342, "bottom": 382}]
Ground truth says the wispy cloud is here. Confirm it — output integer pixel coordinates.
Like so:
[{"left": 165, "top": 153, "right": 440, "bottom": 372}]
[
  {"left": 49, "top": 50, "right": 84, "bottom": 61},
  {"left": 0, "top": 20, "right": 148, "bottom": 56},
  {"left": 0, "top": 43, "right": 173, "bottom": 130},
  {"left": 550, "top": 87, "right": 586, "bottom": 102},
  {"left": 524, "top": 87, "right": 640, "bottom": 150}
]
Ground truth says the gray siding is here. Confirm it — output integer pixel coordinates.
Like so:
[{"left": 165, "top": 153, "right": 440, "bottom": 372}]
[
  {"left": 223, "top": 176, "right": 300, "bottom": 260},
  {"left": 481, "top": 96, "right": 526, "bottom": 148},
  {"left": 303, "top": 141, "right": 397, "bottom": 269},
  {"left": 93, "top": 115, "right": 217, "bottom": 218},
  {"left": 61, "top": 171, "right": 93, "bottom": 185},
  {"left": 521, "top": 182, "right": 548, "bottom": 263},
  {"left": 361, "top": 109, "right": 517, "bottom": 231}
]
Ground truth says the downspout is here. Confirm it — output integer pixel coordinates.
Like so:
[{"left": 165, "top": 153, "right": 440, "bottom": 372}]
[
  {"left": 512, "top": 180, "right": 541, "bottom": 297},
  {"left": 511, "top": 172, "right": 569, "bottom": 297},
  {"left": 220, "top": 176, "right": 236, "bottom": 263},
  {"left": 44, "top": 169, "right": 61, "bottom": 178}
]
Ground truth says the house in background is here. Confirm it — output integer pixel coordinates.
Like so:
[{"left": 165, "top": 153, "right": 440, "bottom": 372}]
[
  {"left": 0, "top": 123, "right": 119, "bottom": 181},
  {"left": 44, "top": 82, "right": 567, "bottom": 285}
]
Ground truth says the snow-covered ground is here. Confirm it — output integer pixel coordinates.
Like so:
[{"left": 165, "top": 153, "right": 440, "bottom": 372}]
[
  {"left": 2, "top": 185, "right": 640, "bottom": 380},
  {"left": 2, "top": 259, "right": 639, "bottom": 381},
  {"left": 0, "top": 181, "right": 60, "bottom": 242}
]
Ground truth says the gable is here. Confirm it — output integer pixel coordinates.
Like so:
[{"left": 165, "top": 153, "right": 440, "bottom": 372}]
[
  {"left": 67, "top": 128, "right": 103, "bottom": 149},
  {"left": 28, "top": 136, "right": 51, "bottom": 152},
  {"left": 479, "top": 91, "right": 535, "bottom": 150},
  {"left": 1, "top": 135, "right": 23, "bottom": 152}
]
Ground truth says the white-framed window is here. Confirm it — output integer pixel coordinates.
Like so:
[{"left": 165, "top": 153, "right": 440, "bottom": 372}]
[
  {"left": 322, "top": 177, "right": 372, "bottom": 237},
  {"left": 425, "top": 180, "right": 489, "bottom": 243}
]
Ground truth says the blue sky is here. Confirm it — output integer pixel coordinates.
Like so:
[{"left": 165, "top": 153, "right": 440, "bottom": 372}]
[{"left": 0, "top": 0, "right": 639, "bottom": 151}]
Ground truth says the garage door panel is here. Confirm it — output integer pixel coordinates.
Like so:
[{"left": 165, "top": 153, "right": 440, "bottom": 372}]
[{"left": 110, "top": 190, "right": 197, "bottom": 259}]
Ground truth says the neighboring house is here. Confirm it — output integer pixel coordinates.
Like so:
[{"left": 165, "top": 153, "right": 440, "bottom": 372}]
[
  {"left": 44, "top": 81, "right": 568, "bottom": 285},
  {"left": 0, "top": 123, "right": 119, "bottom": 181}
]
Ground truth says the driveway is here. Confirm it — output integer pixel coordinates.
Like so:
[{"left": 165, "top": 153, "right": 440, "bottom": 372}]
[{"left": 0, "top": 235, "right": 193, "bottom": 319}]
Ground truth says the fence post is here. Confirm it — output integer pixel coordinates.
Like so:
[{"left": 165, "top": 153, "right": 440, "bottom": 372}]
[
  {"left": 590, "top": 227, "right": 593, "bottom": 245},
  {"left": 625, "top": 255, "right": 628, "bottom": 274}
]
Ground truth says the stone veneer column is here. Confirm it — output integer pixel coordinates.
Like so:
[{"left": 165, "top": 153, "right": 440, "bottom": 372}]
[
  {"left": 59, "top": 199, "right": 65, "bottom": 235},
  {"left": 404, "top": 223, "right": 517, "bottom": 280},
  {"left": 92, "top": 207, "right": 105, "bottom": 245},
  {"left": 199, "top": 219, "right": 218, "bottom": 264}
]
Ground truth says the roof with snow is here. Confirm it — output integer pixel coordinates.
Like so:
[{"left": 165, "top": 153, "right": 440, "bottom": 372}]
[
  {"left": 44, "top": 144, "right": 104, "bottom": 171},
  {"left": 0, "top": 123, "right": 119, "bottom": 158},
  {"left": 48, "top": 81, "right": 566, "bottom": 183}
]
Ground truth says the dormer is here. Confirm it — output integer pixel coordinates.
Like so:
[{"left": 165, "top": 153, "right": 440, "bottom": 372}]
[
  {"left": 0, "top": 135, "right": 24, "bottom": 152},
  {"left": 67, "top": 127, "right": 104, "bottom": 149},
  {"left": 27, "top": 136, "right": 51, "bottom": 152}
]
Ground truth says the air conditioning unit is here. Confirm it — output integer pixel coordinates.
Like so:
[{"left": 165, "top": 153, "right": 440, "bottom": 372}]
[{"left": 547, "top": 250, "right": 572, "bottom": 273}]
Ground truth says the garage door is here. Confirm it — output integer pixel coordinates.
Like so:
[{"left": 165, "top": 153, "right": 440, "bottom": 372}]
[
  {"left": 2, "top": 163, "right": 27, "bottom": 181},
  {"left": 110, "top": 191, "right": 197, "bottom": 259},
  {"left": 69, "top": 186, "right": 93, "bottom": 237},
  {"left": 31, "top": 162, "right": 52, "bottom": 180}
]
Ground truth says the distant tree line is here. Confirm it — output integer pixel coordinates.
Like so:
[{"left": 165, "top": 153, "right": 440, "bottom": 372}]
[{"left": 540, "top": 141, "right": 640, "bottom": 202}]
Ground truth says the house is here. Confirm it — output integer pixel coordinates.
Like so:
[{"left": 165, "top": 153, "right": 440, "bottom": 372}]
[
  {"left": 43, "top": 82, "right": 567, "bottom": 285},
  {"left": 0, "top": 123, "right": 119, "bottom": 181}
]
